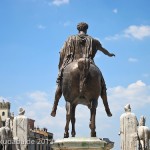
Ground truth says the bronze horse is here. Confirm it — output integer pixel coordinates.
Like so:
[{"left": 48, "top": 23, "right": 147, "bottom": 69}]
[{"left": 62, "top": 57, "right": 112, "bottom": 138}]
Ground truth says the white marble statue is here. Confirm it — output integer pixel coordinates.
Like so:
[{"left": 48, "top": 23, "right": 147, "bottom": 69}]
[
  {"left": 13, "top": 108, "right": 29, "bottom": 150},
  {"left": 0, "top": 118, "right": 12, "bottom": 150},
  {"left": 138, "top": 116, "right": 150, "bottom": 150},
  {"left": 119, "top": 104, "right": 139, "bottom": 150}
]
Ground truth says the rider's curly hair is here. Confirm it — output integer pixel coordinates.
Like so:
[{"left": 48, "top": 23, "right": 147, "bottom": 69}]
[{"left": 77, "top": 22, "right": 88, "bottom": 31}]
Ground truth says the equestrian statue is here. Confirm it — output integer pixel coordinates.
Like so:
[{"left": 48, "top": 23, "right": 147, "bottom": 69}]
[{"left": 51, "top": 22, "right": 115, "bottom": 138}]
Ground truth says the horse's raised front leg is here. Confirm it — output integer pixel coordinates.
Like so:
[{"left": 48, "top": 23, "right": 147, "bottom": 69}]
[
  {"left": 64, "top": 102, "right": 71, "bottom": 138},
  {"left": 101, "top": 94, "right": 112, "bottom": 117},
  {"left": 71, "top": 105, "right": 76, "bottom": 137},
  {"left": 89, "top": 99, "right": 97, "bottom": 137}
]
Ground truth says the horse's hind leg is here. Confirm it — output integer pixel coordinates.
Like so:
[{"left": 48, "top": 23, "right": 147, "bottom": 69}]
[
  {"left": 64, "top": 102, "right": 71, "bottom": 138},
  {"left": 71, "top": 105, "right": 76, "bottom": 137},
  {"left": 89, "top": 99, "right": 97, "bottom": 137}
]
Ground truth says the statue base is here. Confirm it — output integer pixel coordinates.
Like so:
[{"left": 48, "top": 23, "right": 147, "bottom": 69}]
[{"left": 51, "top": 137, "right": 114, "bottom": 150}]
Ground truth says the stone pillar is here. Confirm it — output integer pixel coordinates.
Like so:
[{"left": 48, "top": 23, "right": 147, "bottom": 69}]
[
  {"left": 119, "top": 104, "right": 138, "bottom": 150},
  {"left": 51, "top": 137, "right": 114, "bottom": 150}
]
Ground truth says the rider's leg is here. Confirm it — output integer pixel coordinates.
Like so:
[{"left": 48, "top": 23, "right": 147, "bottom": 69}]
[
  {"left": 100, "top": 76, "right": 112, "bottom": 117},
  {"left": 51, "top": 84, "right": 62, "bottom": 117},
  {"left": 51, "top": 68, "right": 63, "bottom": 117}
]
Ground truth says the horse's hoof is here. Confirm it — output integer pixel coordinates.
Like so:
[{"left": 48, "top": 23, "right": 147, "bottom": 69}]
[
  {"left": 106, "top": 109, "right": 112, "bottom": 117},
  {"left": 71, "top": 131, "right": 76, "bottom": 137},
  {"left": 107, "top": 112, "right": 112, "bottom": 117},
  {"left": 51, "top": 111, "right": 56, "bottom": 117},
  {"left": 91, "top": 132, "right": 96, "bottom": 137},
  {"left": 64, "top": 133, "right": 69, "bottom": 138}
]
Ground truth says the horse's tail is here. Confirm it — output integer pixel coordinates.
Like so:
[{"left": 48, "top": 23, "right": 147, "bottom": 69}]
[{"left": 78, "top": 58, "right": 90, "bottom": 93}]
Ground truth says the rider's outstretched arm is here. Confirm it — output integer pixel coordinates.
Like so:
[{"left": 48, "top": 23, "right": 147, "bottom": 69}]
[
  {"left": 95, "top": 39, "right": 115, "bottom": 57},
  {"left": 99, "top": 46, "right": 115, "bottom": 57}
]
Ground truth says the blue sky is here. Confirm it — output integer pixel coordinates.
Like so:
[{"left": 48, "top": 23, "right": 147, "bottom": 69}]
[{"left": 0, "top": 0, "right": 150, "bottom": 149}]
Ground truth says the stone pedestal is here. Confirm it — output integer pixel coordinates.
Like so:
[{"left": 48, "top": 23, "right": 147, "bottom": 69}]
[{"left": 51, "top": 137, "right": 114, "bottom": 150}]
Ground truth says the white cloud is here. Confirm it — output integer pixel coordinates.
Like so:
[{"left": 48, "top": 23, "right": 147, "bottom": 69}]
[
  {"left": 108, "top": 80, "right": 150, "bottom": 113},
  {"left": 105, "top": 25, "right": 150, "bottom": 40},
  {"left": 27, "top": 91, "right": 48, "bottom": 102},
  {"left": 124, "top": 25, "right": 150, "bottom": 40},
  {"left": 23, "top": 91, "right": 52, "bottom": 119},
  {"left": 129, "top": 80, "right": 146, "bottom": 87},
  {"left": 113, "top": 8, "right": 118, "bottom": 14},
  {"left": 128, "top": 57, "right": 138, "bottom": 62},
  {"left": 51, "top": 0, "right": 69, "bottom": 6},
  {"left": 37, "top": 24, "right": 46, "bottom": 30}
]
